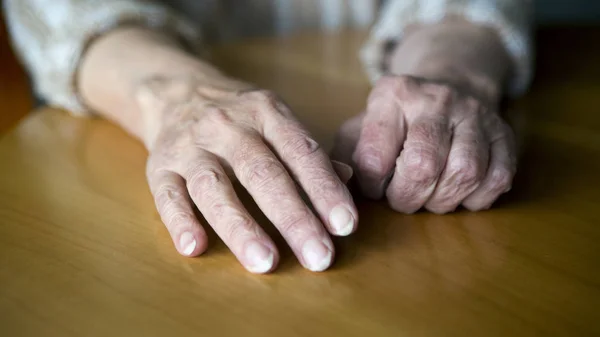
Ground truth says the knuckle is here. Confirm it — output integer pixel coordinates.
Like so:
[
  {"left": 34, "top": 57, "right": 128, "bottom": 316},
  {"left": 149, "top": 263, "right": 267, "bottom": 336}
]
[
  {"left": 306, "top": 173, "right": 343, "bottom": 197},
  {"left": 448, "top": 158, "right": 481, "bottom": 186},
  {"left": 410, "top": 119, "right": 449, "bottom": 144},
  {"left": 359, "top": 120, "right": 390, "bottom": 144},
  {"left": 186, "top": 166, "right": 223, "bottom": 196},
  {"left": 224, "top": 214, "right": 255, "bottom": 241},
  {"left": 154, "top": 183, "right": 185, "bottom": 210},
  {"left": 355, "top": 131, "right": 391, "bottom": 170},
  {"left": 277, "top": 211, "right": 311, "bottom": 236},
  {"left": 401, "top": 149, "right": 440, "bottom": 184},
  {"left": 489, "top": 167, "right": 513, "bottom": 192},
  {"left": 282, "top": 133, "right": 321, "bottom": 161},
  {"left": 245, "top": 89, "right": 281, "bottom": 110},
  {"left": 248, "top": 89, "right": 279, "bottom": 102},
  {"left": 355, "top": 151, "right": 388, "bottom": 179},
  {"left": 488, "top": 121, "right": 515, "bottom": 146},
  {"left": 243, "top": 158, "right": 286, "bottom": 190},
  {"left": 164, "top": 210, "right": 197, "bottom": 231},
  {"left": 243, "top": 89, "right": 293, "bottom": 120},
  {"left": 211, "top": 202, "right": 235, "bottom": 218},
  {"left": 355, "top": 141, "right": 396, "bottom": 179}
]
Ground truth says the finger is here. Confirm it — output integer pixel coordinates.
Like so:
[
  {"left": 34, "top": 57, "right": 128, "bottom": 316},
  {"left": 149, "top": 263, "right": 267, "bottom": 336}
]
[
  {"left": 386, "top": 115, "right": 452, "bottom": 213},
  {"left": 353, "top": 95, "right": 405, "bottom": 199},
  {"left": 463, "top": 134, "right": 516, "bottom": 211},
  {"left": 146, "top": 169, "right": 208, "bottom": 257},
  {"left": 331, "top": 160, "right": 353, "bottom": 184},
  {"left": 425, "top": 118, "right": 489, "bottom": 213},
  {"left": 263, "top": 116, "right": 358, "bottom": 237},
  {"left": 181, "top": 153, "right": 278, "bottom": 274},
  {"left": 226, "top": 132, "right": 335, "bottom": 272},
  {"left": 331, "top": 111, "right": 365, "bottom": 165}
]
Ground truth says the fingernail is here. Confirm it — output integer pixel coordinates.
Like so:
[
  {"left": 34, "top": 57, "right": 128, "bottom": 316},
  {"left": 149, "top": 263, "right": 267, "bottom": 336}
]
[
  {"left": 302, "top": 239, "right": 333, "bottom": 272},
  {"left": 331, "top": 160, "right": 354, "bottom": 184},
  {"left": 245, "top": 241, "right": 274, "bottom": 274},
  {"left": 329, "top": 205, "right": 355, "bottom": 236},
  {"left": 179, "top": 232, "right": 196, "bottom": 256}
]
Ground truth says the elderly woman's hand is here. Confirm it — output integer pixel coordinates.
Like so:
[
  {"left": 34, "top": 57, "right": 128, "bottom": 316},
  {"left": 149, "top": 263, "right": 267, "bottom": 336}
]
[
  {"left": 137, "top": 77, "right": 358, "bottom": 273},
  {"left": 333, "top": 75, "right": 516, "bottom": 213},
  {"left": 333, "top": 19, "right": 517, "bottom": 213},
  {"left": 77, "top": 27, "right": 358, "bottom": 273}
]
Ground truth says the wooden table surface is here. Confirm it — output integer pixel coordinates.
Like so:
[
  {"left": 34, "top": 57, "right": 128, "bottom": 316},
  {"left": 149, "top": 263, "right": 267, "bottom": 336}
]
[{"left": 1, "top": 28, "right": 600, "bottom": 337}]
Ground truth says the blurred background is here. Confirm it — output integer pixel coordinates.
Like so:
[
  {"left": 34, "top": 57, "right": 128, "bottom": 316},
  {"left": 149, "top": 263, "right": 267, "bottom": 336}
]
[{"left": 535, "top": 0, "right": 600, "bottom": 24}]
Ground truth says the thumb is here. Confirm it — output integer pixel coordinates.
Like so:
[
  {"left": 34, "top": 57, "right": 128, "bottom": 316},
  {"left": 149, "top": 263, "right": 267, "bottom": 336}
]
[
  {"left": 331, "top": 112, "right": 365, "bottom": 165},
  {"left": 331, "top": 160, "right": 353, "bottom": 184}
]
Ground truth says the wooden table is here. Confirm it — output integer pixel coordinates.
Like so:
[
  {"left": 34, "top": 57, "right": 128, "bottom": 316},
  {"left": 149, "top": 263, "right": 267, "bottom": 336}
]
[{"left": 1, "top": 30, "right": 600, "bottom": 337}]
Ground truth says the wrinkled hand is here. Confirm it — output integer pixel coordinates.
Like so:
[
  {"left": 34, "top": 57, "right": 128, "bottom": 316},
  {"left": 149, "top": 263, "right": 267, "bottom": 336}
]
[
  {"left": 333, "top": 75, "right": 516, "bottom": 213},
  {"left": 138, "top": 77, "right": 357, "bottom": 273}
]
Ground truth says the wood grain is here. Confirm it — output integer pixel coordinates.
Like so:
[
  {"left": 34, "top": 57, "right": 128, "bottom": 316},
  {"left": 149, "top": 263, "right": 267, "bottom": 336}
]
[{"left": 1, "top": 30, "right": 600, "bottom": 337}]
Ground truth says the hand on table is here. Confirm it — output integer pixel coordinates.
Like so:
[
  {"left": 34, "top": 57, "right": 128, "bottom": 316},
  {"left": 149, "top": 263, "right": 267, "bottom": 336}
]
[
  {"left": 333, "top": 75, "right": 517, "bottom": 213},
  {"left": 138, "top": 77, "right": 358, "bottom": 273}
]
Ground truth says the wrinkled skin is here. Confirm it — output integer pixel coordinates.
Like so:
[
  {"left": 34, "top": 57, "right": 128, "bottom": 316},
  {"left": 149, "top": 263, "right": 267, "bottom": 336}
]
[
  {"left": 138, "top": 77, "right": 358, "bottom": 273},
  {"left": 333, "top": 75, "right": 517, "bottom": 213},
  {"left": 77, "top": 24, "right": 517, "bottom": 273}
]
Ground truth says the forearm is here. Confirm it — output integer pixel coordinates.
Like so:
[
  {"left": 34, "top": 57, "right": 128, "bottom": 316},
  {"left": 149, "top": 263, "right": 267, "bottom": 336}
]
[
  {"left": 388, "top": 19, "right": 512, "bottom": 103},
  {"left": 78, "top": 27, "right": 245, "bottom": 148}
]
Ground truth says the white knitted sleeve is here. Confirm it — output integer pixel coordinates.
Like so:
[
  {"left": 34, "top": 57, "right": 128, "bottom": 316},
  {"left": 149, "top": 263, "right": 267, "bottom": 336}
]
[
  {"left": 3, "top": 0, "right": 202, "bottom": 115},
  {"left": 361, "top": 0, "right": 533, "bottom": 97}
]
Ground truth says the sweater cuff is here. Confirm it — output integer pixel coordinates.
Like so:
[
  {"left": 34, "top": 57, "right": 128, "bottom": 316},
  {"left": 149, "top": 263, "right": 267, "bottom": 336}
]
[
  {"left": 5, "top": 0, "right": 202, "bottom": 116},
  {"left": 360, "top": 0, "right": 533, "bottom": 97}
]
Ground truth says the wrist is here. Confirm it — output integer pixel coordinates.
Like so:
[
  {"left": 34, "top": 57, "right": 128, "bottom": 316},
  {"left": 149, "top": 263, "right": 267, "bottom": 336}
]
[
  {"left": 393, "top": 57, "right": 503, "bottom": 104},
  {"left": 78, "top": 25, "right": 250, "bottom": 148},
  {"left": 388, "top": 19, "right": 511, "bottom": 104}
]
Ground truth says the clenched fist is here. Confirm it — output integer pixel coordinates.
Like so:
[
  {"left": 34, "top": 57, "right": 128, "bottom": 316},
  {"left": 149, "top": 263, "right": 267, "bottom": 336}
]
[{"left": 334, "top": 75, "right": 516, "bottom": 213}]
